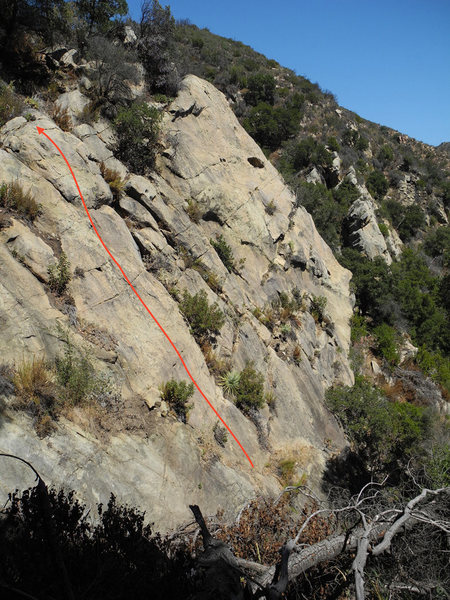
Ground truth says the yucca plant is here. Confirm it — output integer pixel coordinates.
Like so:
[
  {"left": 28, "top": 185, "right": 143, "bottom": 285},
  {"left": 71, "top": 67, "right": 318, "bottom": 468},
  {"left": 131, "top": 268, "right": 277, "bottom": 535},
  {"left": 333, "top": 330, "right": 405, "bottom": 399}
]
[{"left": 219, "top": 370, "right": 241, "bottom": 398}]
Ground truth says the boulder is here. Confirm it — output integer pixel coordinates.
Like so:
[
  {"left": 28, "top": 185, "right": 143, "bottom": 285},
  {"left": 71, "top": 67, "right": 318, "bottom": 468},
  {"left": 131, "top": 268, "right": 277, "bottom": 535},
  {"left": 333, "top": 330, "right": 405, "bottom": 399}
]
[
  {"left": 345, "top": 199, "right": 392, "bottom": 263},
  {"left": 55, "top": 90, "right": 90, "bottom": 122},
  {"left": 2, "top": 219, "right": 54, "bottom": 282}
]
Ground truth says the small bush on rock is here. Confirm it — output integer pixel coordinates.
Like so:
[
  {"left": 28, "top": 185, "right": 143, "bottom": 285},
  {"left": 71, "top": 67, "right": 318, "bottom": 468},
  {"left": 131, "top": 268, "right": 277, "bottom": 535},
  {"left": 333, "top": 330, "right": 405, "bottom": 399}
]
[
  {"left": 219, "top": 370, "right": 241, "bottom": 397},
  {"left": 210, "top": 234, "right": 235, "bottom": 272},
  {"left": 52, "top": 105, "right": 72, "bottom": 131},
  {"left": 160, "top": 379, "right": 194, "bottom": 422},
  {"left": 47, "top": 251, "right": 71, "bottom": 296},
  {"left": 310, "top": 295, "right": 327, "bottom": 322},
  {"left": 100, "top": 162, "right": 125, "bottom": 201},
  {"left": 233, "top": 363, "right": 265, "bottom": 414},
  {"left": 366, "top": 170, "right": 389, "bottom": 200},
  {"left": 0, "top": 182, "right": 40, "bottom": 220},
  {"left": 179, "top": 289, "right": 225, "bottom": 344},
  {"left": 13, "top": 357, "right": 58, "bottom": 436}
]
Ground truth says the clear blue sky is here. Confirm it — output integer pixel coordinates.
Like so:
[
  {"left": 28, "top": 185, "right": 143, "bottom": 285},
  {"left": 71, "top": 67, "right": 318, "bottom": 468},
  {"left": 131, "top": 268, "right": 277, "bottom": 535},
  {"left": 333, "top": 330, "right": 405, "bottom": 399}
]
[{"left": 127, "top": 0, "right": 450, "bottom": 147}]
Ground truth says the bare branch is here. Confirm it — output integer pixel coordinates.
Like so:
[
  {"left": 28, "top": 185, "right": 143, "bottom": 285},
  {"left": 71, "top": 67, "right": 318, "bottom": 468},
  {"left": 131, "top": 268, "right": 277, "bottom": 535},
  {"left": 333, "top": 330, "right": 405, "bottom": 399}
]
[{"left": 372, "top": 487, "right": 449, "bottom": 556}]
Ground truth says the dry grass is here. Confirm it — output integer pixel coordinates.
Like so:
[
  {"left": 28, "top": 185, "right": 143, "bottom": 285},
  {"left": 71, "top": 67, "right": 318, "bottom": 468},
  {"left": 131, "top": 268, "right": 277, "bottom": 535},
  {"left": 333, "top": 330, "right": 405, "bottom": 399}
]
[
  {"left": 0, "top": 182, "right": 40, "bottom": 220},
  {"left": 197, "top": 428, "right": 221, "bottom": 465},
  {"left": 52, "top": 105, "right": 72, "bottom": 131},
  {"left": 100, "top": 162, "right": 125, "bottom": 201},
  {"left": 186, "top": 198, "right": 202, "bottom": 223},
  {"left": 201, "top": 341, "right": 229, "bottom": 379},
  {"left": 13, "top": 357, "right": 58, "bottom": 437},
  {"left": 13, "top": 357, "right": 55, "bottom": 408},
  {"left": 270, "top": 441, "right": 315, "bottom": 486},
  {"left": 293, "top": 344, "right": 302, "bottom": 364}
]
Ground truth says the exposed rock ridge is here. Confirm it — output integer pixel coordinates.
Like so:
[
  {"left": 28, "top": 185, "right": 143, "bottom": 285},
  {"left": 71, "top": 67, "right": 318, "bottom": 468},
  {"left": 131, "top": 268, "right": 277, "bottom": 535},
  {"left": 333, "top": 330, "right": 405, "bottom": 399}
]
[{"left": 0, "top": 75, "right": 353, "bottom": 530}]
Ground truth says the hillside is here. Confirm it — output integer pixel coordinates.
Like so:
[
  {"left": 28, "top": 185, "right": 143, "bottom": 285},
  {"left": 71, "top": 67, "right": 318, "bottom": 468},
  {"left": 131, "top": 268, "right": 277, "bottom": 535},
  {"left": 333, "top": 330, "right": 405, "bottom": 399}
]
[{"left": 0, "top": 2, "right": 448, "bottom": 599}]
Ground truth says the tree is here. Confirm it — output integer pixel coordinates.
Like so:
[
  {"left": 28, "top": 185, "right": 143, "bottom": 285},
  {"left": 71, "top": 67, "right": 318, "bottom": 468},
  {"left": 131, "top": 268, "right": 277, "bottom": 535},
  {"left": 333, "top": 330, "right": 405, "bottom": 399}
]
[
  {"left": 366, "top": 170, "right": 389, "bottom": 200},
  {"left": 138, "top": 0, "right": 178, "bottom": 94},
  {"left": 86, "top": 35, "right": 139, "bottom": 110},
  {"left": 187, "top": 484, "right": 450, "bottom": 600},
  {"left": 114, "top": 101, "right": 162, "bottom": 173},
  {"left": 76, "top": 0, "right": 128, "bottom": 35},
  {"left": 244, "top": 72, "right": 276, "bottom": 106}
]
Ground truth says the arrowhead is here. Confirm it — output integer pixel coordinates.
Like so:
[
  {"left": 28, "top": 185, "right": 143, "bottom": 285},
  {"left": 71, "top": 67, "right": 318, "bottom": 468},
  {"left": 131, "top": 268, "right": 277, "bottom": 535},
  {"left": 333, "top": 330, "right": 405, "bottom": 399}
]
[{"left": 36, "top": 126, "right": 45, "bottom": 135}]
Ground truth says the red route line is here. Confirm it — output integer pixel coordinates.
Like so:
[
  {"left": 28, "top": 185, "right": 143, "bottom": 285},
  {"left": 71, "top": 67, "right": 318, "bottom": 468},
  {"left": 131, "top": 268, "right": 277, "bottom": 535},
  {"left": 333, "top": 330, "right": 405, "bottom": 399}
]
[{"left": 37, "top": 126, "right": 254, "bottom": 468}]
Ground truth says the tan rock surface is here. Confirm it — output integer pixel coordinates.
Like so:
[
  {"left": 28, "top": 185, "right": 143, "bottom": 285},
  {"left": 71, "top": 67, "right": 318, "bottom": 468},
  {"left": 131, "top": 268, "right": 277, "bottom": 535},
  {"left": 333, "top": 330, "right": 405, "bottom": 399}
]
[{"left": 0, "top": 75, "right": 354, "bottom": 529}]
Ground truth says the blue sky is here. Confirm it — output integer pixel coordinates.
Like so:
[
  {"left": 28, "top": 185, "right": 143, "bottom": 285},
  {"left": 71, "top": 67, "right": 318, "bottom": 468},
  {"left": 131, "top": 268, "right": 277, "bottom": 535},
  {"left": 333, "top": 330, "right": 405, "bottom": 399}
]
[{"left": 127, "top": 0, "right": 450, "bottom": 147}]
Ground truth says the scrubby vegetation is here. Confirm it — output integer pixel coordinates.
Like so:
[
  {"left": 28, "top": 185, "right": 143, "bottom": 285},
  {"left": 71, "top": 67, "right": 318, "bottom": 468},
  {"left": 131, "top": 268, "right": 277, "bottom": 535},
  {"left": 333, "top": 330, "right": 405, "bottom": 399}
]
[
  {"left": 210, "top": 234, "right": 235, "bottom": 272},
  {"left": 0, "top": 82, "right": 24, "bottom": 125},
  {"left": 47, "top": 251, "right": 71, "bottom": 295},
  {"left": 159, "top": 379, "right": 194, "bottom": 422},
  {"left": 0, "top": 486, "right": 194, "bottom": 599},
  {"left": 0, "top": 181, "right": 40, "bottom": 220},
  {"left": 114, "top": 101, "right": 162, "bottom": 174},
  {"left": 179, "top": 289, "right": 225, "bottom": 344},
  {"left": 7, "top": 327, "right": 118, "bottom": 436},
  {"left": 100, "top": 162, "right": 125, "bottom": 201},
  {"left": 325, "top": 375, "right": 434, "bottom": 490}
]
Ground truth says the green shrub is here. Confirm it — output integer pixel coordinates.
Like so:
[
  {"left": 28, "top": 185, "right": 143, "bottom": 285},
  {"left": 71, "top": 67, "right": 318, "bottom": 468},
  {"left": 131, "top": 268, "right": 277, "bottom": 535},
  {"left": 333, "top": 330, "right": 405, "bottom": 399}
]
[
  {"left": 114, "top": 102, "right": 162, "bottom": 174},
  {"left": 350, "top": 313, "right": 369, "bottom": 343},
  {"left": 295, "top": 181, "right": 344, "bottom": 252},
  {"left": 244, "top": 71, "right": 275, "bottom": 106},
  {"left": 416, "top": 346, "right": 450, "bottom": 393},
  {"left": 378, "top": 222, "right": 389, "bottom": 238},
  {"left": 440, "top": 181, "right": 450, "bottom": 208},
  {"left": 391, "top": 248, "right": 448, "bottom": 352},
  {"left": 243, "top": 102, "right": 300, "bottom": 150},
  {"left": 423, "top": 226, "right": 450, "bottom": 267},
  {"left": 342, "top": 129, "right": 359, "bottom": 147},
  {"left": 339, "top": 248, "right": 394, "bottom": 324},
  {"left": 355, "top": 136, "right": 369, "bottom": 152},
  {"left": 423, "top": 443, "right": 450, "bottom": 488},
  {"left": 327, "top": 136, "right": 340, "bottom": 152},
  {"left": 0, "top": 82, "right": 24, "bottom": 126},
  {"left": 47, "top": 251, "right": 71, "bottom": 296},
  {"left": 326, "top": 376, "right": 431, "bottom": 478},
  {"left": 289, "top": 137, "right": 332, "bottom": 171},
  {"left": 233, "top": 363, "right": 265, "bottom": 414},
  {"left": 210, "top": 234, "right": 235, "bottom": 272},
  {"left": 160, "top": 379, "right": 194, "bottom": 422},
  {"left": 179, "top": 289, "right": 225, "bottom": 343},
  {"left": 54, "top": 328, "right": 116, "bottom": 408},
  {"left": 310, "top": 295, "right": 327, "bottom": 322},
  {"left": 373, "top": 323, "right": 399, "bottom": 366},
  {"left": 219, "top": 370, "right": 241, "bottom": 397},
  {"left": 0, "top": 182, "right": 40, "bottom": 220},
  {"left": 332, "top": 180, "right": 359, "bottom": 209},
  {"left": 382, "top": 199, "right": 425, "bottom": 241},
  {"left": 366, "top": 170, "right": 389, "bottom": 200}
]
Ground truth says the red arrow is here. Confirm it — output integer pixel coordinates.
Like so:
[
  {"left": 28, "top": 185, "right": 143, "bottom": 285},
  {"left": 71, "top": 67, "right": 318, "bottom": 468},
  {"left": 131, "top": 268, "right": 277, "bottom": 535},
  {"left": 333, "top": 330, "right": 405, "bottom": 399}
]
[{"left": 37, "top": 126, "right": 254, "bottom": 468}]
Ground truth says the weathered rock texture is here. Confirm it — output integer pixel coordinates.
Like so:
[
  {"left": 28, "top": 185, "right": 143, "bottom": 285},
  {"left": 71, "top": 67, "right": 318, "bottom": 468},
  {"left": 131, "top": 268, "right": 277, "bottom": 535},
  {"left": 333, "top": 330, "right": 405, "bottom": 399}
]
[{"left": 0, "top": 75, "right": 353, "bottom": 530}]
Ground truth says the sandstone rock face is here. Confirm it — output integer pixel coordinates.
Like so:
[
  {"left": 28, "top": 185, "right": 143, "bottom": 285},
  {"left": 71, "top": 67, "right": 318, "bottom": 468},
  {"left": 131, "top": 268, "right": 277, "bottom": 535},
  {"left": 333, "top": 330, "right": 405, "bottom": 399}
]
[
  {"left": 345, "top": 198, "right": 392, "bottom": 264},
  {"left": 0, "top": 75, "right": 354, "bottom": 529}
]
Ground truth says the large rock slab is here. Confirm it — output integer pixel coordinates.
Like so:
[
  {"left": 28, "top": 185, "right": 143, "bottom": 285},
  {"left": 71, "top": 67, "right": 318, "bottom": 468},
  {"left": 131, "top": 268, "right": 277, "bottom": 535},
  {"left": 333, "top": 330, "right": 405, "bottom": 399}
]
[{"left": 345, "top": 199, "right": 392, "bottom": 264}]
